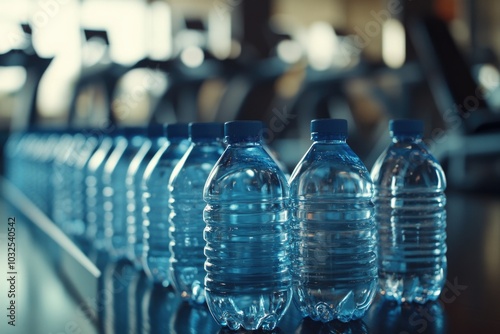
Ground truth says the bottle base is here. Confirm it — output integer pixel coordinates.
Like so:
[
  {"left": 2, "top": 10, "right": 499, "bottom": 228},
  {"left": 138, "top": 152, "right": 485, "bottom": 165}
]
[
  {"left": 171, "top": 265, "right": 206, "bottom": 305},
  {"left": 205, "top": 288, "right": 292, "bottom": 331},
  {"left": 293, "top": 281, "right": 377, "bottom": 323},
  {"left": 378, "top": 270, "right": 446, "bottom": 304},
  {"left": 144, "top": 256, "right": 171, "bottom": 287}
]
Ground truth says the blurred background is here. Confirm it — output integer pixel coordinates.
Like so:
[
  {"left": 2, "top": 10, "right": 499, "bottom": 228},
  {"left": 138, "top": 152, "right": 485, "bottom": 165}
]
[{"left": 0, "top": 0, "right": 499, "bottom": 188}]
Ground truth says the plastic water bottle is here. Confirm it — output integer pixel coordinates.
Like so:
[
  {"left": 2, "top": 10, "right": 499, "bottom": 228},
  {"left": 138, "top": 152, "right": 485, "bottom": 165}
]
[
  {"left": 142, "top": 123, "right": 190, "bottom": 286},
  {"left": 39, "top": 129, "right": 65, "bottom": 215},
  {"left": 18, "top": 131, "right": 44, "bottom": 197},
  {"left": 86, "top": 129, "right": 116, "bottom": 251},
  {"left": 203, "top": 120, "right": 292, "bottom": 331},
  {"left": 289, "top": 119, "right": 377, "bottom": 322},
  {"left": 53, "top": 130, "right": 82, "bottom": 231},
  {"left": 69, "top": 132, "right": 100, "bottom": 245},
  {"left": 126, "top": 124, "right": 167, "bottom": 268},
  {"left": 4, "top": 130, "right": 27, "bottom": 188},
  {"left": 6, "top": 128, "right": 60, "bottom": 213},
  {"left": 371, "top": 119, "right": 447, "bottom": 304},
  {"left": 59, "top": 131, "right": 100, "bottom": 240},
  {"left": 22, "top": 129, "right": 45, "bottom": 211},
  {"left": 169, "top": 122, "right": 225, "bottom": 304},
  {"left": 103, "top": 127, "right": 146, "bottom": 258}
]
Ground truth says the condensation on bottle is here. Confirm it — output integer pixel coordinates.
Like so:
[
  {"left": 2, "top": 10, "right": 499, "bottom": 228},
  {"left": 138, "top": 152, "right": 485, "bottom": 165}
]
[
  {"left": 371, "top": 119, "right": 447, "bottom": 304},
  {"left": 142, "top": 123, "right": 190, "bottom": 286},
  {"left": 103, "top": 127, "right": 146, "bottom": 258},
  {"left": 126, "top": 124, "right": 167, "bottom": 268},
  {"left": 169, "top": 122, "right": 225, "bottom": 304},
  {"left": 86, "top": 129, "right": 117, "bottom": 251},
  {"left": 289, "top": 119, "right": 377, "bottom": 322},
  {"left": 203, "top": 120, "right": 292, "bottom": 331}
]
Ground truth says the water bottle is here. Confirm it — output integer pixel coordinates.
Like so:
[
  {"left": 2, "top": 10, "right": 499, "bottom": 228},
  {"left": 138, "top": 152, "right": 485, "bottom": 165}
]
[
  {"left": 103, "top": 127, "right": 146, "bottom": 258},
  {"left": 126, "top": 124, "right": 167, "bottom": 268},
  {"left": 18, "top": 131, "right": 45, "bottom": 197},
  {"left": 169, "top": 122, "right": 225, "bottom": 304},
  {"left": 8, "top": 128, "right": 56, "bottom": 212},
  {"left": 39, "top": 129, "right": 65, "bottom": 215},
  {"left": 69, "top": 131, "right": 100, "bottom": 246},
  {"left": 4, "top": 130, "right": 27, "bottom": 189},
  {"left": 59, "top": 131, "right": 100, "bottom": 240},
  {"left": 86, "top": 129, "right": 117, "bottom": 251},
  {"left": 53, "top": 130, "right": 82, "bottom": 231},
  {"left": 371, "top": 119, "right": 447, "bottom": 304},
  {"left": 289, "top": 119, "right": 377, "bottom": 322},
  {"left": 203, "top": 120, "right": 292, "bottom": 331},
  {"left": 142, "top": 123, "right": 190, "bottom": 286},
  {"left": 25, "top": 129, "right": 47, "bottom": 211},
  {"left": 18, "top": 130, "right": 36, "bottom": 198}
]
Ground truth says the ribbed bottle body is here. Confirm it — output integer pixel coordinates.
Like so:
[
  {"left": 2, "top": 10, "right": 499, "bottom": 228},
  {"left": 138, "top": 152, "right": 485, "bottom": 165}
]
[
  {"left": 142, "top": 139, "right": 189, "bottom": 285},
  {"left": 203, "top": 143, "right": 292, "bottom": 331},
  {"left": 53, "top": 134, "right": 80, "bottom": 231},
  {"left": 290, "top": 140, "right": 377, "bottom": 322},
  {"left": 126, "top": 138, "right": 166, "bottom": 267},
  {"left": 86, "top": 136, "right": 115, "bottom": 250},
  {"left": 70, "top": 136, "right": 99, "bottom": 241},
  {"left": 103, "top": 135, "right": 144, "bottom": 257},
  {"left": 169, "top": 141, "right": 224, "bottom": 304},
  {"left": 372, "top": 135, "right": 447, "bottom": 303}
]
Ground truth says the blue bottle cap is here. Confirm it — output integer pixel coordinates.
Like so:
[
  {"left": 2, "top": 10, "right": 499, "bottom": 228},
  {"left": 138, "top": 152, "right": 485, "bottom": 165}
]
[
  {"left": 189, "top": 122, "right": 224, "bottom": 140},
  {"left": 147, "top": 124, "right": 164, "bottom": 138},
  {"left": 164, "top": 123, "right": 189, "bottom": 139},
  {"left": 390, "top": 119, "right": 424, "bottom": 136},
  {"left": 224, "top": 121, "right": 263, "bottom": 141},
  {"left": 310, "top": 119, "right": 348, "bottom": 138}
]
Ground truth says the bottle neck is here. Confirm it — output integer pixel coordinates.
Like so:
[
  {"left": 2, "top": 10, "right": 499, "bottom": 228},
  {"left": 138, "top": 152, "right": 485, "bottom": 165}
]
[
  {"left": 392, "top": 134, "right": 422, "bottom": 143},
  {"left": 151, "top": 136, "right": 167, "bottom": 147},
  {"left": 226, "top": 139, "right": 262, "bottom": 147},
  {"left": 191, "top": 138, "right": 223, "bottom": 146},
  {"left": 168, "top": 137, "right": 187, "bottom": 145},
  {"left": 312, "top": 133, "right": 347, "bottom": 143}
]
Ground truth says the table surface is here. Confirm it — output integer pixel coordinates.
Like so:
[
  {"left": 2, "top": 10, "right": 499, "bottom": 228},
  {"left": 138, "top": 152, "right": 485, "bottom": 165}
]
[{"left": 1, "top": 187, "right": 499, "bottom": 334}]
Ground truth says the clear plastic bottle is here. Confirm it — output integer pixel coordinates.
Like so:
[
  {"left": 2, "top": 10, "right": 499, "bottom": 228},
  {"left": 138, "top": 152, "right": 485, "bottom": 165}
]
[
  {"left": 39, "top": 129, "right": 65, "bottom": 215},
  {"left": 86, "top": 129, "right": 117, "bottom": 251},
  {"left": 4, "top": 130, "right": 27, "bottom": 189},
  {"left": 103, "top": 127, "right": 146, "bottom": 258},
  {"left": 169, "top": 122, "right": 225, "bottom": 304},
  {"left": 56, "top": 131, "right": 100, "bottom": 240},
  {"left": 203, "top": 120, "right": 292, "bottom": 331},
  {"left": 8, "top": 128, "right": 60, "bottom": 213},
  {"left": 69, "top": 132, "right": 100, "bottom": 246},
  {"left": 25, "top": 129, "right": 47, "bottom": 211},
  {"left": 371, "top": 119, "right": 447, "bottom": 304},
  {"left": 289, "top": 119, "right": 377, "bottom": 322},
  {"left": 17, "top": 130, "right": 35, "bottom": 198},
  {"left": 126, "top": 124, "right": 167, "bottom": 268},
  {"left": 53, "top": 130, "right": 82, "bottom": 231},
  {"left": 142, "top": 123, "right": 190, "bottom": 286}
]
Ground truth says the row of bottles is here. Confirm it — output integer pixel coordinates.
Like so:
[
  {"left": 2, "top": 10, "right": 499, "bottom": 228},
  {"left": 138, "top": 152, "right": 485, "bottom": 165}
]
[{"left": 3, "top": 118, "right": 447, "bottom": 331}]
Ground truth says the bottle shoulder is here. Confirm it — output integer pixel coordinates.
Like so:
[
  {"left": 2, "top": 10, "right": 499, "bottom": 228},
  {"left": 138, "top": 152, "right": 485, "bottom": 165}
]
[
  {"left": 87, "top": 138, "right": 114, "bottom": 172},
  {"left": 103, "top": 138, "right": 131, "bottom": 175},
  {"left": 289, "top": 142, "right": 373, "bottom": 198},
  {"left": 169, "top": 144, "right": 225, "bottom": 191},
  {"left": 371, "top": 142, "right": 447, "bottom": 191},
  {"left": 203, "top": 146, "right": 289, "bottom": 202},
  {"left": 143, "top": 141, "right": 190, "bottom": 181}
]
